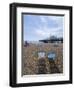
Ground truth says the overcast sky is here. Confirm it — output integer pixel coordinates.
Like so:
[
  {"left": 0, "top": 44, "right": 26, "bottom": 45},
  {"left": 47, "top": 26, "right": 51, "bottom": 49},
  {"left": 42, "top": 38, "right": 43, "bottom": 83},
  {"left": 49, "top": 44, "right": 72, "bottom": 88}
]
[{"left": 23, "top": 14, "right": 64, "bottom": 41}]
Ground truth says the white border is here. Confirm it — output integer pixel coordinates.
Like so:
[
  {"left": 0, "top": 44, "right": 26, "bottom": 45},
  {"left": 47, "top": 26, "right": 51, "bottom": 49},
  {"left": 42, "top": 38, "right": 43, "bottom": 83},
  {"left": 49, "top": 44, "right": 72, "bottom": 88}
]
[{"left": 16, "top": 7, "right": 70, "bottom": 83}]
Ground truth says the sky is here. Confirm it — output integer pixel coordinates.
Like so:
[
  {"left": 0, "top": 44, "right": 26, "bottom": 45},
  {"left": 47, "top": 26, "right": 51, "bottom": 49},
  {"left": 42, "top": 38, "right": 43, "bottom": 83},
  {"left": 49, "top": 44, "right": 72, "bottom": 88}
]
[{"left": 23, "top": 14, "right": 64, "bottom": 41}]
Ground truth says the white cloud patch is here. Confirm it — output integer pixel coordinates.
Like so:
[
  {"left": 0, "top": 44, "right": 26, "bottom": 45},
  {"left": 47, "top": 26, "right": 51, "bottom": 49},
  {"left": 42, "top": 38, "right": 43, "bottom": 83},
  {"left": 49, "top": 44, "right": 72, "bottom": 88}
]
[
  {"left": 35, "top": 29, "right": 50, "bottom": 37},
  {"left": 34, "top": 16, "right": 64, "bottom": 39},
  {"left": 47, "top": 16, "right": 64, "bottom": 26},
  {"left": 35, "top": 26, "right": 63, "bottom": 40},
  {"left": 39, "top": 16, "right": 47, "bottom": 23}
]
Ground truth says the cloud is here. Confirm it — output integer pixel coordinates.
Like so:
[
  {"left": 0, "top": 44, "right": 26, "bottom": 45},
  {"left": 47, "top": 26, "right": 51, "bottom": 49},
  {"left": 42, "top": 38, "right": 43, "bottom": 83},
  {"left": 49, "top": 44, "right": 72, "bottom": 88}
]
[
  {"left": 34, "top": 26, "right": 63, "bottom": 39},
  {"left": 35, "top": 29, "right": 50, "bottom": 37},
  {"left": 38, "top": 16, "right": 64, "bottom": 28},
  {"left": 47, "top": 16, "right": 64, "bottom": 26},
  {"left": 38, "top": 16, "right": 63, "bottom": 38},
  {"left": 39, "top": 16, "right": 47, "bottom": 23}
]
